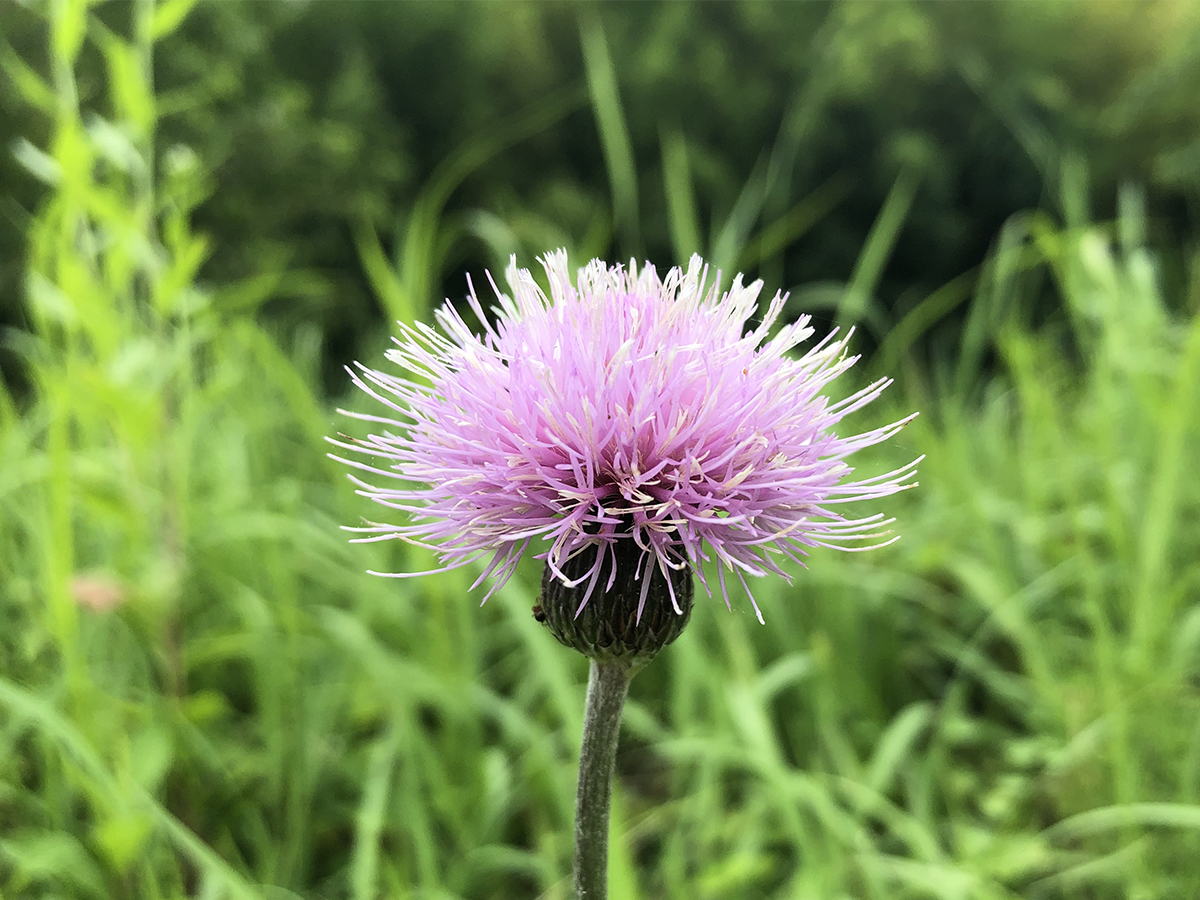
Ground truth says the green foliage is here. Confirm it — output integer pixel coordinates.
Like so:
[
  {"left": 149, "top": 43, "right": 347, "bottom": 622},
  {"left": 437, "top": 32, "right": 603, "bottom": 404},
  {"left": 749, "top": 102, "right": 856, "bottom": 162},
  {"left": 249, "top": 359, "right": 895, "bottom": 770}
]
[
  {"left": 7, "top": 0, "right": 1199, "bottom": 376},
  {"left": 2, "top": 1, "right": 1199, "bottom": 899}
]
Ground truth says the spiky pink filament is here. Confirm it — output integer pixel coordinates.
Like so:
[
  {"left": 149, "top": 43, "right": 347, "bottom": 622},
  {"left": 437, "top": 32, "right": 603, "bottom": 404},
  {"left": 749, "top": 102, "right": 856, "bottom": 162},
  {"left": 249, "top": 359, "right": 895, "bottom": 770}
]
[{"left": 331, "top": 251, "right": 919, "bottom": 623}]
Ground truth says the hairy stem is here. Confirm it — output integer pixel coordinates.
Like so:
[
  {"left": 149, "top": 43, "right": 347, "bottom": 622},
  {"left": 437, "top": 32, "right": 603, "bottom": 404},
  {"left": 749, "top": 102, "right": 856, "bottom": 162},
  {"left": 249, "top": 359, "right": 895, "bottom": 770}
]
[{"left": 574, "top": 658, "right": 633, "bottom": 899}]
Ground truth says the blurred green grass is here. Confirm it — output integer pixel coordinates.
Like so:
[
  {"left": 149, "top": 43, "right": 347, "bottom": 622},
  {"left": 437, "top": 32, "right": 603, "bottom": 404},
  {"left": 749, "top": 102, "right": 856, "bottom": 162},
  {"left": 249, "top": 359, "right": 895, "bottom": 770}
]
[{"left": 2, "top": 2, "right": 1200, "bottom": 899}]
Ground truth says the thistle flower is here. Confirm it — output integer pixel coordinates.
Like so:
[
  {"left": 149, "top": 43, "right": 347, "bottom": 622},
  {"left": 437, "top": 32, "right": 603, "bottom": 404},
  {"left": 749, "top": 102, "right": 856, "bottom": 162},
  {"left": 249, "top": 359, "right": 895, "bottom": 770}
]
[{"left": 331, "top": 250, "right": 917, "bottom": 629}]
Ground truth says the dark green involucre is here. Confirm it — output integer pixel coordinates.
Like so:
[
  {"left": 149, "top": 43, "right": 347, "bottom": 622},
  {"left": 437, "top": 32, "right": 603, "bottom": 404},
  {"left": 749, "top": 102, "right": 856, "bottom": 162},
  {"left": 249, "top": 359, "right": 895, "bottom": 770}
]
[{"left": 539, "top": 540, "right": 693, "bottom": 665}]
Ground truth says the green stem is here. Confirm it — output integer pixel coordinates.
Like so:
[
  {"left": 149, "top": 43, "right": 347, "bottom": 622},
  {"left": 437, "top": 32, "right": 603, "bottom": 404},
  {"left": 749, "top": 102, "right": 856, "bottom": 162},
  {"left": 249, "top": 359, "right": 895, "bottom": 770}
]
[{"left": 574, "top": 658, "right": 633, "bottom": 900}]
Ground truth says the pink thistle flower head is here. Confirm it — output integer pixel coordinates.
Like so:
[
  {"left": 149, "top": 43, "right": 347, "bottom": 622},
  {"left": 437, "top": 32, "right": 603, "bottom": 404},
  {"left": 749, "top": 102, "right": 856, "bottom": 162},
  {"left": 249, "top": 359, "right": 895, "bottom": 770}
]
[{"left": 331, "top": 251, "right": 918, "bottom": 629}]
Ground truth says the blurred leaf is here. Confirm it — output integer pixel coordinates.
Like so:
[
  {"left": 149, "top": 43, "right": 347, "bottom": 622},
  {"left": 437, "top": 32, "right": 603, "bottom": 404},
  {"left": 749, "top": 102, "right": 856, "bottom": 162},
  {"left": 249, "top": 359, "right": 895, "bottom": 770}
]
[
  {"left": 94, "top": 812, "right": 155, "bottom": 875},
  {"left": 660, "top": 126, "right": 701, "bottom": 265},
  {"left": 866, "top": 702, "right": 932, "bottom": 796},
  {"left": 12, "top": 137, "right": 62, "bottom": 185},
  {"left": 580, "top": 11, "right": 639, "bottom": 257},
  {"left": 0, "top": 830, "right": 108, "bottom": 898},
  {"left": 151, "top": 0, "right": 199, "bottom": 41},
  {"left": 350, "top": 724, "right": 400, "bottom": 900},
  {"left": 837, "top": 163, "right": 921, "bottom": 332},
  {"left": 737, "top": 172, "right": 852, "bottom": 271},
  {"left": 709, "top": 154, "right": 768, "bottom": 280},
  {"left": 50, "top": 0, "right": 88, "bottom": 69},
  {"left": 1046, "top": 803, "right": 1200, "bottom": 841},
  {"left": 1, "top": 46, "right": 57, "bottom": 111}
]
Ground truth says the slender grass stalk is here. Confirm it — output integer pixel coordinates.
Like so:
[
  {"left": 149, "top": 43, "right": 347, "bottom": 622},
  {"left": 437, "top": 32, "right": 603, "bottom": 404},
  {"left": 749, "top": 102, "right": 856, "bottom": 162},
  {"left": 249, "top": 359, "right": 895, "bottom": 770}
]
[{"left": 574, "top": 659, "right": 634, "bottom": 900}]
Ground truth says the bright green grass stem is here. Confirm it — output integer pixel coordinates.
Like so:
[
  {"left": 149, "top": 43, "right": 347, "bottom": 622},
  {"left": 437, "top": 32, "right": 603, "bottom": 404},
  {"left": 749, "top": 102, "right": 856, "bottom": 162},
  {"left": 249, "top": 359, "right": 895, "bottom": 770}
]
[{"left": 574, "top": 659, "right": 634, "bottom": 900}]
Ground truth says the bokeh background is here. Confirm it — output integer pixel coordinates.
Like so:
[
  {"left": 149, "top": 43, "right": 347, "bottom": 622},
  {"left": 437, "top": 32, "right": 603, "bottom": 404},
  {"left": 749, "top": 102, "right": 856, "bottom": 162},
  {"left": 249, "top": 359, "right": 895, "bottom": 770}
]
[{"left": 2, "top": 1, "right": 1200, "bottom": 898}]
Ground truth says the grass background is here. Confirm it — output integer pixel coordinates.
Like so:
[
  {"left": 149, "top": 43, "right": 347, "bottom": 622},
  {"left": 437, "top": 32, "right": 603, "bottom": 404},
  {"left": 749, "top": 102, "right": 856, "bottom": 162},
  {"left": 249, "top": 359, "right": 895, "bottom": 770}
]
[{"left": 2, "top": 1, "right": 1200, "bottom": 898}]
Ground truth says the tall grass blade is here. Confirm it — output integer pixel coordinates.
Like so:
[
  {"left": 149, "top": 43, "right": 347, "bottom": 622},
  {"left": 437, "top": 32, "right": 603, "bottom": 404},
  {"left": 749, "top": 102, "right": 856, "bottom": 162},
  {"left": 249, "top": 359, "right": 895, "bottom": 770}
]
[
  {"left": 580, "top": 12, "right": 640, "bottom": 258},
  {"left": 836, "top": 164, "right": 920, "bottom": 333},
  {"left": 659, "top": 126, "right": 701, "bottom": 265}
]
